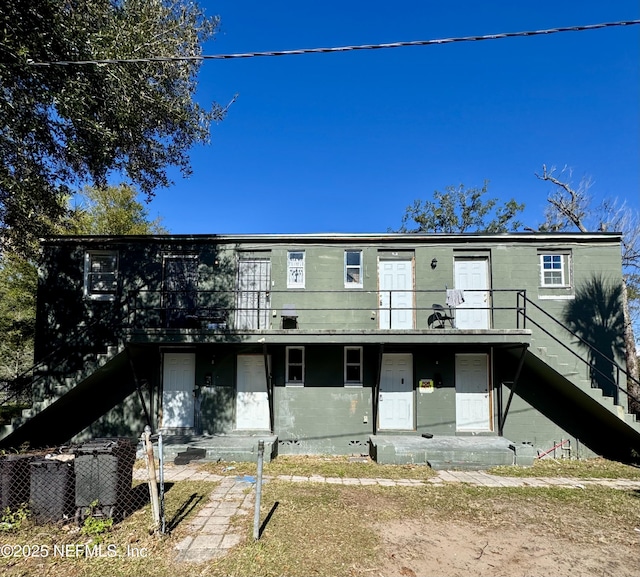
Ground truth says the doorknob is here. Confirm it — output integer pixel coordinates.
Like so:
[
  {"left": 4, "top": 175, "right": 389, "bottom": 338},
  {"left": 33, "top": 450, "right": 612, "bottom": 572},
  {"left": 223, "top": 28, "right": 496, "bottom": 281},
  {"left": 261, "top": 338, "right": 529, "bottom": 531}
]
[{"left": 401, "top": 378, "right": 404, "bottom": 384}]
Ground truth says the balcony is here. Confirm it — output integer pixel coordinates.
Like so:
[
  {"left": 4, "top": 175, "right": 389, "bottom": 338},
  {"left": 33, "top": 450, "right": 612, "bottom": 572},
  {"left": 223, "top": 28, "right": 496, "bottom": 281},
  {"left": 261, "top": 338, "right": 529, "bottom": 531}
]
[{"left": 124, "top": 288, "right": 532, "bottom": 346}]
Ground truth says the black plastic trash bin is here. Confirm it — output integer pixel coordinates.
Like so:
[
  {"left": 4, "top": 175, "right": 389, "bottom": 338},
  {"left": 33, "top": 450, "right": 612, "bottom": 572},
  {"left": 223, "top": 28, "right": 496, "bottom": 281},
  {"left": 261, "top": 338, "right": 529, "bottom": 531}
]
[
  {"left": 0, "top": 454, "right": 34, "bottom": 511},
  {"left": 73, "top": 438, "right": 136, "bottom": 523},
  {"left": 29, "top": 458, "right": 75, "bottom": 524}
]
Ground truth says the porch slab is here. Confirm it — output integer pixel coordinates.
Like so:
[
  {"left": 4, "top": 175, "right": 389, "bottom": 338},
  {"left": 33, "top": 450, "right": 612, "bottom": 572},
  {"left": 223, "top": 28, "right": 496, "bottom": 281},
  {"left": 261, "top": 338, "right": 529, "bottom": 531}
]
[
  {"left": 146, "top": 434, "right": 278, "bottom": 464},
  {"left": 369, "top": 435, "right": 517, "bottom": 470}
]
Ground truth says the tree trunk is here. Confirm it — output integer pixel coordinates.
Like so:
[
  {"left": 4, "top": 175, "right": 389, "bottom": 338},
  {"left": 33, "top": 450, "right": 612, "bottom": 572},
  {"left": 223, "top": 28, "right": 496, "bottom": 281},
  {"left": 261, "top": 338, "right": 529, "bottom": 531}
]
[{"left": 621, "top": 278, "right": 640, "bottom": 415}]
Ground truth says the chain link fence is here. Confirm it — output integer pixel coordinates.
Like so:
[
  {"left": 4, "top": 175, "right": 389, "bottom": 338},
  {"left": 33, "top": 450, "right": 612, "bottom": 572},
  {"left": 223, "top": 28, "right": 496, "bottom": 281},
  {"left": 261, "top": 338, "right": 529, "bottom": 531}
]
[{"left": 0, "top": 429, "right": 166, "bottom": 533}]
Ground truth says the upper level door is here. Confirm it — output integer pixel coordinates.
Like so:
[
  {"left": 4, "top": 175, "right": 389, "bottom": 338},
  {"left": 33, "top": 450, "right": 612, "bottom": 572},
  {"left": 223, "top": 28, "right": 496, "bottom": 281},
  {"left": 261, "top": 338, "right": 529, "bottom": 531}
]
[
  {"left": 236, "top": 259, "right": 271, "bottom": 330},
  {"left": 378, "top": 260, "right": 414, "bottom": 329},
  {"left": 454, "top": 257, "right": 490, "bottom": 329},
  {"left": 163, "top": 255, "right": 198, "bottom": 327}
]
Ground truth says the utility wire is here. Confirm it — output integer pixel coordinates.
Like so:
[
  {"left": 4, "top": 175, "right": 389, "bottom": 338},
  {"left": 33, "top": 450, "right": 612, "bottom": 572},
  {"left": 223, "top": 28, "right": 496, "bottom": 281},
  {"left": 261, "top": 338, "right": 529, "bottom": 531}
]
[{"left": 25, "top": 19, "right": 640, "bottom": 67}]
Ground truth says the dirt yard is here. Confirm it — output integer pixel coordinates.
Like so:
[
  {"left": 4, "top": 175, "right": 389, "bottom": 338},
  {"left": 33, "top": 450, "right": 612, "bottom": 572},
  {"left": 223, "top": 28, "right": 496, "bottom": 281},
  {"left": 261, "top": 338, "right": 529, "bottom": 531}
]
[{"left": 376, "top": 514, "right": 640, "bottom": 577}]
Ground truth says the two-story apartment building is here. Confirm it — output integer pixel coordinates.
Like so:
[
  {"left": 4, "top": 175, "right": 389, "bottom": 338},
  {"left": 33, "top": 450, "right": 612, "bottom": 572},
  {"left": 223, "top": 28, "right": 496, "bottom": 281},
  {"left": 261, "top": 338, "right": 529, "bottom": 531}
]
[{"left": 1, "top": 232, "right": 638, "bottom": 466}]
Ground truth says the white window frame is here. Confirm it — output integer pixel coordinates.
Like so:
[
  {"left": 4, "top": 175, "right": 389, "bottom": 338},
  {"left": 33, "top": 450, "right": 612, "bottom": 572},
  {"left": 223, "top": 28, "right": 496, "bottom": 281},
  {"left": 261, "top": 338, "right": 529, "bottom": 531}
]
[
  {"left": 344, "top": 250, "right": 363, "bottom": 288},
  {"left": 344, "top": 346, "right": 363, "bottom": 386},
  {"left": 540, "top": 253, "right": 570, "bottom": 287},
  {"left": 84, "top": 251, "right": 118, "bottom": 301},
  {"left": 287, "top": 251, "right": 305, "bottom": 288},
  {"left": 285, "top": 346, "right": 305, "bottom": 386}
]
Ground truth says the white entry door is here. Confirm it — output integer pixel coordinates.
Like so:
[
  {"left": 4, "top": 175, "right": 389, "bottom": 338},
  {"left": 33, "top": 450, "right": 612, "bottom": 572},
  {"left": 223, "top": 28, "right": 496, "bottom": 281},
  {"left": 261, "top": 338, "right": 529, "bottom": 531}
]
[
  {"left": 379, "top": 353, "right": 414, "bottom": 430},
  {"left": 454, "top": 258, "right": 490, "bottom": 329},
  {"left": 455, "top": 354, "right": 491, "bottom": 432},
  {"left": 236, "top": 354, "right": 270, "bottom": 430},
  {"left": 378, "top": 260, "right": 414, "bottom": 329},
  {"left": 162, "top": 352, "right": 196, "bottom": 428}
]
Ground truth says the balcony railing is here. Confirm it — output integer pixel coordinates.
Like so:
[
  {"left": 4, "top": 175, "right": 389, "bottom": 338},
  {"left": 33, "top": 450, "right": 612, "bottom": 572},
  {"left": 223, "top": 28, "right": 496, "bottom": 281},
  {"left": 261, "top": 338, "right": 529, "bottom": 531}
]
[{"left": 124, "top": 288, "right": 527, "bottom": 332}]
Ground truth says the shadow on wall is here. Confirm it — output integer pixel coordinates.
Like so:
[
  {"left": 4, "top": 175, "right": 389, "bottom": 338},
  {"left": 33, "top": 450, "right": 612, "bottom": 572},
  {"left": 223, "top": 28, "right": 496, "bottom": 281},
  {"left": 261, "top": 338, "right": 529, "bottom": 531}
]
[
  {"left": 74, "top": 386, "right": 151, "bottom": 442},
  {"left": 562, "top": 275, "right": 625, "bottom": 402}
]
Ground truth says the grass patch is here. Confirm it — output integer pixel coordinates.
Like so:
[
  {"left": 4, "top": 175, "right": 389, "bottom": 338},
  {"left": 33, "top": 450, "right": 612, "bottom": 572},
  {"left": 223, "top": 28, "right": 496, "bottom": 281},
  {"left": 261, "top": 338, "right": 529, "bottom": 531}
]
[
  {"left": 488, "top": 457, "right": 640, "bottom": 479},
  {"left": 210, "top": 481, "right": 381, "bottom": 577},
  {"left": 200, "top": 454, "right": 437, "bottom": 480}
]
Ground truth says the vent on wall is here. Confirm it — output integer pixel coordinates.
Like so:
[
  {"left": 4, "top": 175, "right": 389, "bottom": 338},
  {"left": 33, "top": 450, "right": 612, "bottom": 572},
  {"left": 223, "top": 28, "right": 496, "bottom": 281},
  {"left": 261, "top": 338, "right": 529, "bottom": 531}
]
[
  {"left": 348, "top": 440, "right": 367, "bottom": 448},
  {"left": 279, "top": 439, "right": 301, "bottom": 447}
]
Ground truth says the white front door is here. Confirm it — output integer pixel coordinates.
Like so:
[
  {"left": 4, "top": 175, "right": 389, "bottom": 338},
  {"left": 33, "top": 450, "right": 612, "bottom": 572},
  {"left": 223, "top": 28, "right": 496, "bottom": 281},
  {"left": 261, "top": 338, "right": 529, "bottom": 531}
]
[
  {"left": 455, "top": 354, "right": 491, "bottom": 431},
  {"left": 162, "top": 352, "right": 196, "bottom": 428},
  {"left": 379, "top": 353, "right": 414, "bottom": 430},
  {"left": 236, "top": 354, "right": 270, "bottom": 430},
  {"left": 454, "top": 258, "right": 490, "bottom": 329},
  {"left": 378, "top": 260, "right": 414, "bottom": 329}
]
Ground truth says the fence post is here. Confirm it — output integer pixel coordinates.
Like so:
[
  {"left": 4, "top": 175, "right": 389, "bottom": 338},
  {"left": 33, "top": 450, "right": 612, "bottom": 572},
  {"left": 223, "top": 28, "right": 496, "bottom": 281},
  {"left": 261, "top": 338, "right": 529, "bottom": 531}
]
[
  {"left": 158, "top": 431, "right": 165, "bottom": 534},
  {"left": 253, "top": 439, "right": 265, "bottom": 541},
  {"left": 143, "top": 425, "right": 160, "bottom": 532}
]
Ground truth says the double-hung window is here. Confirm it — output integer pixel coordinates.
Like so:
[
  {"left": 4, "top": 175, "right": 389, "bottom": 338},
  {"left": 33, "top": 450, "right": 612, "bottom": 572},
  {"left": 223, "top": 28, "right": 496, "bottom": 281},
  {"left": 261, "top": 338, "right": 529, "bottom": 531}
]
[
  {"left": 286, "top": 346, "right": 305, "bottom": 385},
  {"left": 344, "top": 250, "right": 363, "bottom": 288},
  {"left": 84, "top": 251, "right": 118, "bottom": 300},
  {"left": 287, "top": 251, "right": 305, "bottom": 288},
  {"left": 540, "top": 253, "right": 569, "bottom": 287},
  {"left": 344, "top": 346, "right": 363, "bottom": 386}
]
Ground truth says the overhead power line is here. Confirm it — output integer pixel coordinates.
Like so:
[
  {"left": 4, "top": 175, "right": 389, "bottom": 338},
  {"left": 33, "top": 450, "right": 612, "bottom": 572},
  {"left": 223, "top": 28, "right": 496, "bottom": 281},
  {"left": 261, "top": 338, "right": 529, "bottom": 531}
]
[{"left": 24, "top": 19, "right": 640, "bottom": 67}]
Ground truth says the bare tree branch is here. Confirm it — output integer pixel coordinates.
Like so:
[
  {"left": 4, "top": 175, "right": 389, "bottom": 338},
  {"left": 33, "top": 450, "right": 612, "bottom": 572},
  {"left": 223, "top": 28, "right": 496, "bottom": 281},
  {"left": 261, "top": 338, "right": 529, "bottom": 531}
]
[{"left": 535, "top": 165, "right": 590, "bottom": 233}]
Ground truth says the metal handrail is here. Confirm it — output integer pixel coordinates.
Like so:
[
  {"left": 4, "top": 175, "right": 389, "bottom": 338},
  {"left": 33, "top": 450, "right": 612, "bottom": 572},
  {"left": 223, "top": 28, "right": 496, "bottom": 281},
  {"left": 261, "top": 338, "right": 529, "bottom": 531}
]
[
  {"left": 517, "top": 290, "right": 640, "bottom": 408},
  {"left": 0, "top": 310, "right": 114, "bottom": 408},
  {"left": 125, "top": 287, "right": 520, "bottom": 314}
]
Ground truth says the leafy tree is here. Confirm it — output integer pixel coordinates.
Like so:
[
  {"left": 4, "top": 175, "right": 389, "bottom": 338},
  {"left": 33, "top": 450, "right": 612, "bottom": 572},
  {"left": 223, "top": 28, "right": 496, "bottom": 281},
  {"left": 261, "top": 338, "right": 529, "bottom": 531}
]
[
  {"left": 536, "top": 165, "right": 640, "bottom": 414},
  {"left": 65, "top": 185, "right": 167, "bottom": 235},
  {"left": 395, "top": 181, "right": 524, "bottom": 233},
  {"left": 0, "top": 0, "right": 223, "bottom": 257},
  {"left": 0, "top": 254, "right": 37, "bottom": 380}
]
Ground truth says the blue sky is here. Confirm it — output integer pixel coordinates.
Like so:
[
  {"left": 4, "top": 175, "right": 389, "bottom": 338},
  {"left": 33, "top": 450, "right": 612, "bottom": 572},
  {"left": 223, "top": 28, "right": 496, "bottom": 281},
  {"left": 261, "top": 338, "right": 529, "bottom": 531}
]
[{"left": 150, "top": 1, "right": 639, "bottom": 234}]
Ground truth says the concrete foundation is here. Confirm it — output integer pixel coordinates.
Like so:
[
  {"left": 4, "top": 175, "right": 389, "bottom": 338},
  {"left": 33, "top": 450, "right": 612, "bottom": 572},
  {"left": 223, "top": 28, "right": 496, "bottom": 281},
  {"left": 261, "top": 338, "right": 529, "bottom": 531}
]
[{"left": 141, "top": 432, "right": 532, "bottom": 470}]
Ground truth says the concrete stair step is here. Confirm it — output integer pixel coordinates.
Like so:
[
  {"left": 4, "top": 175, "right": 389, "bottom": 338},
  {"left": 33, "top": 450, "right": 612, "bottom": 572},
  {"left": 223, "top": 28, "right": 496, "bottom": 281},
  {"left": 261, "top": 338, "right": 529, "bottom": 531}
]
[
  {"left": 156, "top": 435, "right": 278, "bottom": 464},
  {"left": 370, "top": 435, "right": 516, "bottom": 469}
]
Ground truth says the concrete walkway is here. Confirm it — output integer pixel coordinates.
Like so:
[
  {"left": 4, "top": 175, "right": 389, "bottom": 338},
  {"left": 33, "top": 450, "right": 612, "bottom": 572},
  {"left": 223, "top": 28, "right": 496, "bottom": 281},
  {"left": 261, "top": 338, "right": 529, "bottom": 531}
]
[{"left": 135, "top": 464, "right": 640, "bottom": 564}]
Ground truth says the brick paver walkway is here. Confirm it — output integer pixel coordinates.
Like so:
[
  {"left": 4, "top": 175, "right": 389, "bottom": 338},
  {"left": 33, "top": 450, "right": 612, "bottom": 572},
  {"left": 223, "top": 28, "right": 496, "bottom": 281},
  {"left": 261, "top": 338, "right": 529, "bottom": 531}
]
[{"left": 173, "top": 475, "right": 255, "bottom": 563}]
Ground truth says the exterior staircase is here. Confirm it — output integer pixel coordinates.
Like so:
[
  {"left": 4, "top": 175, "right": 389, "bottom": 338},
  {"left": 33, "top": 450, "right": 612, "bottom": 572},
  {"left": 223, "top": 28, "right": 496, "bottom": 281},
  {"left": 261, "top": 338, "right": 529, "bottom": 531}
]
[
  {"left": 0, "top": 344, "right": 143, "bottom": 449},
  {"left": 530, "top": 339, "right": 640, "bottom": 429},
  {"left": 503, "top": 337, "right": 640, "bottom": 461},
  {"left": 503, "top": 292, "right": 640, "bottom": 461}
]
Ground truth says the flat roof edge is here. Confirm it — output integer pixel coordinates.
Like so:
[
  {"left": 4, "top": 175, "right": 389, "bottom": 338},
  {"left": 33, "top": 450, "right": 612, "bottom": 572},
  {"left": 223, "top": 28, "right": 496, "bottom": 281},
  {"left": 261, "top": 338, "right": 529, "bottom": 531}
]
[{"left": 39, "top": 231, "right": 623, "bottom": 244}]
